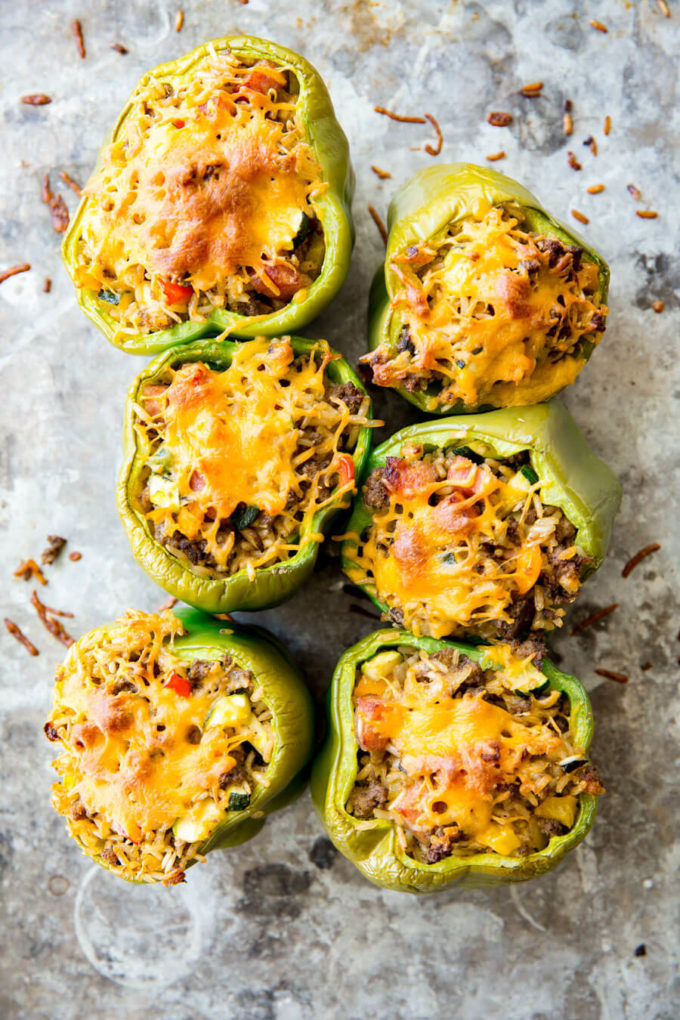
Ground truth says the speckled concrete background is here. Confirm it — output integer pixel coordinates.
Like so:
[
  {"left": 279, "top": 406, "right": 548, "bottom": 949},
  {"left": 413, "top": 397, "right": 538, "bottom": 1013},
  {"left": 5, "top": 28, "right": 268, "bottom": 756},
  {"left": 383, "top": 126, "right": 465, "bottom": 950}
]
[{"left": 1, "top": 1, "right": 678, "bottom": 1017}]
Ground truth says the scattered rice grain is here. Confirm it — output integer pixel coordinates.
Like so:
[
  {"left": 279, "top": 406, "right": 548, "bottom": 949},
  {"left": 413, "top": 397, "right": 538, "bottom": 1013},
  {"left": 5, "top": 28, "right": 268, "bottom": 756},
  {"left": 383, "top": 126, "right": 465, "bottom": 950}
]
[
  {"left": 622, "top": 543, "right": 661, "bottom": 577},
  {"left": 595, "top": 668, "right": 629, "bottom": 684},
  {"left": 487, "top": 111, "right": 513, "bottom": 127},
  {"left": 374, "top": 105, "right": 426, "bottom": 124},
  {"left": 0, "top": 263, "right": 31, "bottom": 285},
  {"left": 368, "top": 205, "right": 388, "bottom": 245},
  {"left": 72, "top": 19, "right": 86, "bottom": 59}
]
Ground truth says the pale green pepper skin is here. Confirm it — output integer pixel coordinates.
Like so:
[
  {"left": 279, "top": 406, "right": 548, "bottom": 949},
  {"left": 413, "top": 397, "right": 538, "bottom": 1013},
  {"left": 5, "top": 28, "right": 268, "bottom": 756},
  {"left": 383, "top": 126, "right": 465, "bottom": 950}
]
[
  {"left": 118, "top": 337, "right": 374, "bottom": 614},
  {"left": 62, "top": 35, "right": 354, "bottom": 355},
  {"left": 55, "top": 606, "right": 314, "bottom": 880},
  {"left": 368, "top": 163, "right": 610, "bottom": 414},
  {"left": 341, "top": 401, "right": 621, "bottom": 625},
  {"left": 311, "top": 629, "right": 599, "bottom": 893}
]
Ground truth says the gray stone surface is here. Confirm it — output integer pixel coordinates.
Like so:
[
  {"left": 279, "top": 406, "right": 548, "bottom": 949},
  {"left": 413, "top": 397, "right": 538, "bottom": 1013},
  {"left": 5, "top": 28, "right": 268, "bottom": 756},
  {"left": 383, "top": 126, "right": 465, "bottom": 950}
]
[{"left": 1, "top": 0, "right": 678, "bottom": 1016}]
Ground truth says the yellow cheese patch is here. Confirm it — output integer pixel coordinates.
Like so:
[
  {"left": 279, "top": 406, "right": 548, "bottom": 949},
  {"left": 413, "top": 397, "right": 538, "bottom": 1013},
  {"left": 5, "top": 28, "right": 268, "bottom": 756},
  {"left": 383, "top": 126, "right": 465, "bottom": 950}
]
[
  {"left": 154, "top": 338, "right": 329, "bottom": 521},
  {"left": 74, "top": 53, "right": 325, "bottom": 324},
  {"left": 387, "top": 204, "right": 606, "bottom": 407},
  {"left": 47, "top": 613, "right": 270, "bottom": 844},
  {"left": 351, "top": 459, "right": 542, "bottom": 638},
  {"left": 369, "top": 694, "right": 559, "bottom": 760},
  {"left": 357, "top": 689, "right": 561, "bottom": 852},
  {"left": 57, "top": 668, "right": 245, "bottom": 841}
]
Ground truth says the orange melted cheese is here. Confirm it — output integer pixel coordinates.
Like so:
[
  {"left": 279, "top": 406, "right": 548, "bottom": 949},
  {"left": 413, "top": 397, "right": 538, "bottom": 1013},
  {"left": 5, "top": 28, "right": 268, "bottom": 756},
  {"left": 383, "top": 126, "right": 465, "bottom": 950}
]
[
  {"left": 350, "top": 455, "right": 540, "bottom": 637},
  {"left": 382, "top": 204, "right": 605, "bottom": 407},
  {"left": 370, "top": 694, "right": 558, "bottom": 759},
  {"left": 162, "top": 339, "right": 305, "bottom": 520},
  {"left": 74, "top": 53, "right": 324, "bottom": 317},
  {"left": 48, "top": 612, "right": 270, "bottom": 844},
  {"left": 144, "top": 337, "right": 334, "bottom": 526},
  {"left": 97, "top": 108, "right": 315, "bottom": 292},
  {"left": 356, "top": 683, "right": 561, "bottom": 853},
  {"left": 59, "top": 673, "right": 238, "bottom": 842}
]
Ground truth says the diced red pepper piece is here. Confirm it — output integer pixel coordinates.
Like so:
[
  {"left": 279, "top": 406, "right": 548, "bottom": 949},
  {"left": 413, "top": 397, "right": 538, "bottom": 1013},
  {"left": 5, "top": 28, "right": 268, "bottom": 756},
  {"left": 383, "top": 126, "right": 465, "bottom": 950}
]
[
  {"left": 355, "top": 696, "right": 389, "bottom": 752},
  {"left": 244, "top": 68, "right": 285, "bottom": 95},
  {"left": 161, "top": 279, "right": 193, "bottom": 305},
  {"left": 164, "top": 672, "right": 192, "bottom": 697},
  {"left": 336, "top": 454, "right": 355, "bottom": 488},
  {"left": 173, "top": 119, "right": 185, "bottom": 129}
]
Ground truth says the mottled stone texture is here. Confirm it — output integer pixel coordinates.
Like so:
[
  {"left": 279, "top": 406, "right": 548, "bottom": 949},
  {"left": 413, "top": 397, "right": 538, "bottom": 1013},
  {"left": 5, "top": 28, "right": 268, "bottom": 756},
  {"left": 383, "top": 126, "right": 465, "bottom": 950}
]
[{"left": 1, "top": 1, "right": 678, "bottom": 1017}]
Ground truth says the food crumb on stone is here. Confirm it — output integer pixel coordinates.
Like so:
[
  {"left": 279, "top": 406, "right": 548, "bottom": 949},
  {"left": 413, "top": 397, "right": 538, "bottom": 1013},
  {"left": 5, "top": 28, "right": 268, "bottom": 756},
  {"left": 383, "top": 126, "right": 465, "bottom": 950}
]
[
  {"left": 487, "top": 111, "right": 513, "bottom": 127},
  {"left": 368, "top": 205, "right": 388, "bottom": 245},
  {"left": 72, "top": 19, "right": 86, "bottom": 59}
]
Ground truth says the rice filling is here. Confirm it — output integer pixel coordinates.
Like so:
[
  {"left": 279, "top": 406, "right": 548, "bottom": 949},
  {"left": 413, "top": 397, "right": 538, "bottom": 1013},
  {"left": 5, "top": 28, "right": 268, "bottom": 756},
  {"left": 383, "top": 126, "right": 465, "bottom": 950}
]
[
  {"left": 347, "top": 443, "right": 589, "bottom": 639},
  {"left": 346, "top": 644, "right": 604, "bottom": 863},
  {"left": 72, "top": 52, "right": 326, "bottom": 339},
  {"left": 45, "top": 610, "right": 274, "bottom": 885},
  {"left": 132, "top": 337, "right": 371, "bottom": 579},
  {"left": 364, "top": 204, "right": 607, "bottom": 408}
]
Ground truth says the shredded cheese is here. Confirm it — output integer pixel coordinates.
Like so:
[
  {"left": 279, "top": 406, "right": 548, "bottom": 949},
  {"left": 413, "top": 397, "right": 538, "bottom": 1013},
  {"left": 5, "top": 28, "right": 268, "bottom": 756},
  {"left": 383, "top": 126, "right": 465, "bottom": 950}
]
[
  {"left": 366, "top": 204, "right": 606, "bottom": 408},
  {"left": 348, "top": 644, "right": 603, "bottom": 861},
  {"left": 46, "top": 610, "right": 273, "bottom": 881},
  {"left": 347, "top": 448, "right": 582, "bottom": 638},
  {"left": 73, "top": 53, "right": 326, "bottom": 337},
  {"left": 135, "top": 337, "right": 366, "bottom": 576}
]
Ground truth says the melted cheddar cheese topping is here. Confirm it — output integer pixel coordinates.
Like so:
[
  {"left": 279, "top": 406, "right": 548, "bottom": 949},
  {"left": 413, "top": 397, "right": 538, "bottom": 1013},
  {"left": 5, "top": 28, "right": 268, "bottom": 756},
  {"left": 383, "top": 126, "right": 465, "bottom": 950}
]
[
  {"left": 135, "top": 338, "right": 362, "bottom": 576},
  {"left": 348, "top": 449, "right": 579, "bottom": 639},
  {"left": 361, "top": 693, "right": 561, "bottom": 851},
  {"left": 73, "top": 53, "right": 325, "bottom": 336},
  {"left": 348, "top": 645, "right": 601, "bottom": 861},
  {"left": 367, "top": 204, "right": 606, "bottom": 408},
  {"left": 54, "top": 665, "right": 239, "bottom": 842},
  {"left": 47, "top": 611, "right": 272, "bottom": 878}
]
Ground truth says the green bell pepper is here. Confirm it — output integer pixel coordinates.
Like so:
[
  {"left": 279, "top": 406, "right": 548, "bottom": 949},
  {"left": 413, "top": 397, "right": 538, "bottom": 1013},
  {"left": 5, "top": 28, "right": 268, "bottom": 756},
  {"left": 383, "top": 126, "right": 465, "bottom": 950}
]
[
  {"left": 311, "top": 628, "right": 599, "bottom": 893},
  {"left": 62, "top": 35, "right": 354, "bottom": 355},
  {"left": 342, "top": 401, "right": 621, "bottom": 629},
  {"left": 367, "top": 163, "right": 610, "bottom": 414},
  {"left": 117, "top": 336, "right": 374, "bottom": 613},
  {"left": 48, "top": 605, "right": 314, "bottom": 882}
]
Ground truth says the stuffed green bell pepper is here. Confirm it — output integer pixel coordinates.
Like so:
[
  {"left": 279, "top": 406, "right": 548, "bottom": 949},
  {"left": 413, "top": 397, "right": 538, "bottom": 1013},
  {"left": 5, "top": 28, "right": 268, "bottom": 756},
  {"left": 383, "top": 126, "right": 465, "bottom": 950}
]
[
  {"left": 118, "top": 334, "right": 376, "bottom": 614},
  {"left": 363, "top": 163, "right": 609, "bottom": 414},
  {"left": 342, "top": 401, "right": 620, "bottom": 640},
  {"left": 44, "top": 605, "right": 314, "bottom": 885},
  {"left": 311, "top": 628, "right": 604, "bottom": 893},
  {"left": 62, "top": 35, "right": 353, "bottom": 355}
]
